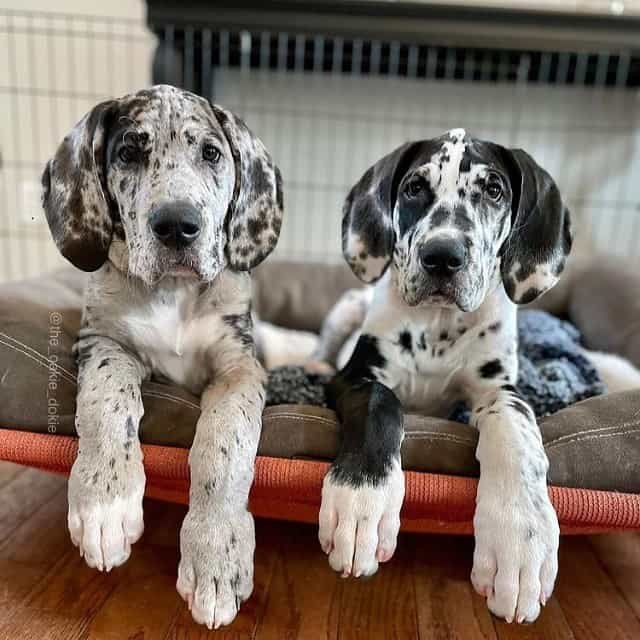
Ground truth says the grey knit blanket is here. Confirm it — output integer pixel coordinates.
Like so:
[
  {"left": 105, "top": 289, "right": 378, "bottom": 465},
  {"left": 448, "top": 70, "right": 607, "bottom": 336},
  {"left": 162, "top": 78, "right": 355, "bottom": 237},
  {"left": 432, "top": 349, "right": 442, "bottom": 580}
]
[{"left": 265, "top": 310, "right": 605, "bottom": 421}]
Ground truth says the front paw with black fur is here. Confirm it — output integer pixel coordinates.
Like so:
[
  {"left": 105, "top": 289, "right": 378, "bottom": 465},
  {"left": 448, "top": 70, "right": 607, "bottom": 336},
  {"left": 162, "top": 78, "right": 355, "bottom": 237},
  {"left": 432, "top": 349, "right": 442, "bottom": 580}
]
[{"left": 318, "top": 458, "right": 405, "bottom": 577}]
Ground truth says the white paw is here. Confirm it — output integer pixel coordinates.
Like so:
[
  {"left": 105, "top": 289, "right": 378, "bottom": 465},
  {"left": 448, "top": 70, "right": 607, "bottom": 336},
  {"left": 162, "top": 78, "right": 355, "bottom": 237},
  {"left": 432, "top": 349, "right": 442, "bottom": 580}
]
[
  {"left": 67, "top": 449, "right": 145, "bottom": 572},
  {"left": 177, "top": 508, "right": 255, "bottom": 629},
  {"left": 472, "top": 485, "right": 559, "bottom": 624},
  {"left": 318, "top": 458, "right": 404, "bottom": 577}
]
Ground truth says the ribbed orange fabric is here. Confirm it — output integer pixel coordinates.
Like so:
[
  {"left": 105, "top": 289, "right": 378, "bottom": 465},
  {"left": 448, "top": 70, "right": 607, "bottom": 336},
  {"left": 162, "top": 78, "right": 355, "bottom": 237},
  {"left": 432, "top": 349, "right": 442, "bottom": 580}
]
[{"left": 2, "top": 429, "right": 639, "bottom": 534}]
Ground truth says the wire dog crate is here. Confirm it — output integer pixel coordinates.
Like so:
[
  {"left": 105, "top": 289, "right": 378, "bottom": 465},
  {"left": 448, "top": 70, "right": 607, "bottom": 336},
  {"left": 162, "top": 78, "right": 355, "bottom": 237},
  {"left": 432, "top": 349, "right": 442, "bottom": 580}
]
[{"left": 1, "top": 2, "right": 639, "bottom": 282}]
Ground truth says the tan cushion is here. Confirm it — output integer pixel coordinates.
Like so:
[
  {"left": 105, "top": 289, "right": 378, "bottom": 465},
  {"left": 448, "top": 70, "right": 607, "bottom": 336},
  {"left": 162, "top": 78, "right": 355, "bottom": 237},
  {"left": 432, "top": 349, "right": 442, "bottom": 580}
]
[{"left": 1, "top": 260, "right": 639, "bottom": 493}]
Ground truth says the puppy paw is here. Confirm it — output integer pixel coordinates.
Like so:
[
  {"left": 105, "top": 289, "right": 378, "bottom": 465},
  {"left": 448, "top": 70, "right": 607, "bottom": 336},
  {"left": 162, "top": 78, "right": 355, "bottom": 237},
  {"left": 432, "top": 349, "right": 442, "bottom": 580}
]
[
  {"left": 67, "top": 446, "right": 145, "bottom": 571},
  {"left": 177, "top": 507, "right": 255, "bottom": 629},
  {"left": 472, "top": 486, "right": 559, "bottom": 624},
  {"left": 318, "top": 458, "right": 404, "bottom": 577}
]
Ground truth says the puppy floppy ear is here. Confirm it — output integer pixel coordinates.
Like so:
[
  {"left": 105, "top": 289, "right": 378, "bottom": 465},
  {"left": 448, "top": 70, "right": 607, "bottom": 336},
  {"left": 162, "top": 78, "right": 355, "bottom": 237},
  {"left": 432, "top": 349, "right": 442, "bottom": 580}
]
[
  {"left": 342, "top": 142, "right": 420, "bottom": 283},
  {"left": 211, "top": 105, "right": 283, "bottom": 271},
  {"left": 500, "top": 148, "right": 573, "bottom": 304},
  {"left": 42, "top": 100, "right": 118, "bottom": 271}
]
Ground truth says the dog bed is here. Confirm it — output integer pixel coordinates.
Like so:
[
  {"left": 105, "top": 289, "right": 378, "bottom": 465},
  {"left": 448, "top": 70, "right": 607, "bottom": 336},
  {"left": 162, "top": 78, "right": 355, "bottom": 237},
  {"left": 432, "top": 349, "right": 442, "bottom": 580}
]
[{"left": 1, "top": 256, "right": 639, "bottom": 534}]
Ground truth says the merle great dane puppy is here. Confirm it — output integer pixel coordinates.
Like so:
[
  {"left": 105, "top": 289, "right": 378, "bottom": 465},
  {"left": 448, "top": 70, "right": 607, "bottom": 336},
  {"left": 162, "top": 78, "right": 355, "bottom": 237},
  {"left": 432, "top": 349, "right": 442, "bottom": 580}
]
[
  {"left": 42, "top": 85, "right": 283, "bottom": 629},
  {"left": 318, "top": 129, "right": 571, "bottom": 624}
]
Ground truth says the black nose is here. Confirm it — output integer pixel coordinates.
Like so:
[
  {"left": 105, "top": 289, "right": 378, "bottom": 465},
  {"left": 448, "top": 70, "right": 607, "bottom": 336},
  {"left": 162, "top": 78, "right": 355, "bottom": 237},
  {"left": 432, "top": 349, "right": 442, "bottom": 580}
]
[
  {"left": 149, "top": 201, "right": 201, "bottom": 249},
  {"left": 419, "top": 238, "right": 466, "bottom": 276}
]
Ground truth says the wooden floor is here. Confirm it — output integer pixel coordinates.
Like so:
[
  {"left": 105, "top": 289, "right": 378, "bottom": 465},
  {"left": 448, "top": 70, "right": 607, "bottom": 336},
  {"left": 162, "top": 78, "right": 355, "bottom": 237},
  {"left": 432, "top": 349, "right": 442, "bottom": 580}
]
[{"left": 1, "top": 462, "right": 639, "bottom": 640}]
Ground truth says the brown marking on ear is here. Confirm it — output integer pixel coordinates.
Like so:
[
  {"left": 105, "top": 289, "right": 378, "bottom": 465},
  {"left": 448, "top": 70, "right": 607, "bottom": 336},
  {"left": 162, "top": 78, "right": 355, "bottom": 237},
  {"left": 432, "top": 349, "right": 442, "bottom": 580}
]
[
  {"left": 43, "top": 99, "right": 118, "bottom": 271},
  {"left": 342, "top": 142, "right": 426, "bottom": 283},
  {"left": 499, "top": 148, "right": 572, "bottom": 304},
  {"left": 211, "top": 104, "right": 283, "bottom": 271}
]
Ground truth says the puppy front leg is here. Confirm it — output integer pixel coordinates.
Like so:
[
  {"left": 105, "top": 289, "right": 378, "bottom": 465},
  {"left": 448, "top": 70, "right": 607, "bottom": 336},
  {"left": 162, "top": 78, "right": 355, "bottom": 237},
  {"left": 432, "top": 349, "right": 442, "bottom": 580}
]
[
  {"left": 320, "top": 364, "right": 405, "bottom": 577},
  {"left": 177, "top": 357, "right": 266, "bottom": 630},
  {"left": 70, "top": 336, "right": 147, "bottom": 571},
  {"left": 471, "top": 386, "right": 559, "bottom": 623}
]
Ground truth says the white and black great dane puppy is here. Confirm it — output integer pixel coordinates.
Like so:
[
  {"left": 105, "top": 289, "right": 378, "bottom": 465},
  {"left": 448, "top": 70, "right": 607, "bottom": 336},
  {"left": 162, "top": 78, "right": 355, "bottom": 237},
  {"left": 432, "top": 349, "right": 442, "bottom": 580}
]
[
  {"left": 41, "top": 85, "right": 283, "bottom": 629},
  {"left": 318, "top": 129, "right": 571, "bottom": 624}
]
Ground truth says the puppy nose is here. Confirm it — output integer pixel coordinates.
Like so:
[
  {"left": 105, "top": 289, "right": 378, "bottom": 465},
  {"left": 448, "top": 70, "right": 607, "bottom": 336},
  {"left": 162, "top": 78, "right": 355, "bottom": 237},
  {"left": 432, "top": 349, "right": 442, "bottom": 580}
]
[
  {"left": 419, "top": 238, "right": 466, "bottom": 276},
  {"left": 149, "top": 201, "right": 201, "bottom": 249}
]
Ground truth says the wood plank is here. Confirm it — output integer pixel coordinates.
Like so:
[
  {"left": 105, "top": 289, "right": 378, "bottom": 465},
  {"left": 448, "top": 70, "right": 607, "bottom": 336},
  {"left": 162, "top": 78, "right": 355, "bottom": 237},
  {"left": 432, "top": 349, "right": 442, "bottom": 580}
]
[
  {"left": 413, "top": 534, "right": 496, "bottom": 640},
  {"left": 83, "top": 544, "right": 183, "bottom": 640},
  {"left": 337, "top": 532, "right": 419, "bottom": 640},
  {"left": 26, "top": 550, "right": 121, "bottom": 621},
  {"left": 254, "top": 520, "right": 341, "bottom": 640},
  {"left": 0, "top": 461, "right": 26, "bottom": 489},
  {"left": 554, "top": 536, "right": 640, "bottom": 639},
  {"left": 0, "top": 606, "right": 87, "bottom": 640},
  {"left": 24, "top": 496, "right": 166, "bottom": 620},
  {"left": 0, "top": 475, "right": 71, "bottom": 625},
  {"left": 588, "top": 533, "right": 640, "bottom": 620},
  {"left": 0, "top": 467, "right": 66, "bottom": 542},
  {"left": 0, "top": 559, "right": 45, "bottom": 610},
  {"left": 0, "top": 484, "right": 69, "bottom": 565}
]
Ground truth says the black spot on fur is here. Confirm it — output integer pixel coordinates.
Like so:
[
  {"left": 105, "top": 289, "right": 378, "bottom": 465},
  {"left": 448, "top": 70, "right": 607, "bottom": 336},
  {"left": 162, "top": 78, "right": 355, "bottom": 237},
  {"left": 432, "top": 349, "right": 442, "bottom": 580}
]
[
  {"left": 398, "top": 330, "right": 413, "bottom": 355},
  {"left": 489, "top": 322, "right": 502, "bottom": 333},
  {"left": 479, "top": 359, "right": 504, "bottom": 379},
  {"left": 250, "top": 157, "right": 271, "bottom": 196},
  {"left": 223, "top": 312, "right": 254, "bottom": 351},
  {"left": 97, "top": 358, "right": 109, "bottom": 369},
  {"left": 429, "top": 206, "right": 450, "bottom": 229},
  {"left": 453, "top": 204, "right": 474, "bottom": 232},
  {"left": 509, "top": 398, "right": 533, "bottom": 420},
  {"left": 326, "top": 334, "right": 402, "bottom": 487},
  {"left": 459, "top": 151, "right": 472, "bottom": 173},
  {"left": 125, "top": 415, "right": 136, "bottom": 438},
  {"left": 520, "top": 287, "right": 541, "bottom": 305}
]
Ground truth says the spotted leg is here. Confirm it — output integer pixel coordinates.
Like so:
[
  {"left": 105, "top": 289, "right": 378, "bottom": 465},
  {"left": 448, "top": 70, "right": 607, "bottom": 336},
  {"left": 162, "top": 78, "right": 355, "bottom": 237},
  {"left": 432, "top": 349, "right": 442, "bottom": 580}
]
[
  {"left": 177, "top": 355, "right": 266, "bottom": 629},
  {"left": 69, "top": 336, "right": 147, "bottom": 571},
  {"left": 470, "top": 385, "right": 559, "bottom": 624},
  {"left": 319, "top": 336, "right": 405, "bottom": 577}
]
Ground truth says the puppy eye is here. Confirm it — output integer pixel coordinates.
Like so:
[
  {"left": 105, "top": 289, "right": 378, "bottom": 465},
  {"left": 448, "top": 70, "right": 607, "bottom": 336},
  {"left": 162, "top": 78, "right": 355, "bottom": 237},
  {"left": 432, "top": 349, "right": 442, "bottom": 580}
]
[
  {"left": 486, "top": 182, "right": 502, "bottom": 200},
  {"left": 202, "top": 143, "right": 221, "bottom": 164},
  {"left": 405, "top": 176, "right": 426, "bottom": 198},
  {"left": 118, "top": 146, "right": 136, "bottom": 165}
]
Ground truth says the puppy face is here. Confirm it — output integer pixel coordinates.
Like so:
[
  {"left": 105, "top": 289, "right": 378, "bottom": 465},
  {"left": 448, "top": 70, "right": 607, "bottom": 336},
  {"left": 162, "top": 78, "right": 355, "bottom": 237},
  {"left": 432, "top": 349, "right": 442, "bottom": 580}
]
[
  {"left": 105, "top": 87, "right": 235, "bottom": 283},
  {"left": 343, "top": 129, "right": 571, "bottom": 310},
  {"left": 393, "top": 129, "right": 514, "bottom": 311},
  {"left": 43, "top": 85, "right": 283, "bottom": 285}
]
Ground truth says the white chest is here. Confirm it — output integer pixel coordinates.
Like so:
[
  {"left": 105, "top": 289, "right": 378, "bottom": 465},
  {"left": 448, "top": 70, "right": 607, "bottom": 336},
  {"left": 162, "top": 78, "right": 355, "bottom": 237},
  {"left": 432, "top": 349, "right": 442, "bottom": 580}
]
[
  {"left": 121, "top": 290, "right": 216, "bottom": 392},
  {"left": 378, "top": 326, "right": 467, "bottom": 416}
]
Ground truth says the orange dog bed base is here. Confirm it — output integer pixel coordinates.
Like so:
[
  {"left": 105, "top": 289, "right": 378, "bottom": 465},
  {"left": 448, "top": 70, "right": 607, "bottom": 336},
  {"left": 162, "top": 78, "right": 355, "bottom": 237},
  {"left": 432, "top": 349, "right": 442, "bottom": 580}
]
[{"left": 2, "top": 429, "right": 639, "bottom": 535}]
